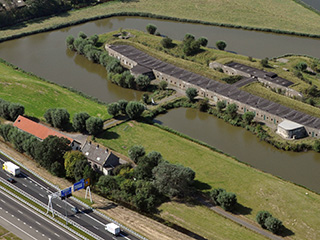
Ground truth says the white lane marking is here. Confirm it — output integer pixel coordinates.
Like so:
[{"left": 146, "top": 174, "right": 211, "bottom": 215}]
[
  {"left": 36, "top": 230, "right": 38, "bottom": 232},
  {"left": 0, "top": 207, "right": 2, "bottom": 209},
  {"left": 23, "top": 222, "right": 26, "bottom": 225},
  {"left": 39, "top": 193, "right": 45, "bottom": 198},
  {"left": 1, "top": 199, "right": 5, "bottom": 203},
  {"left": 54, "top": 233, "right": 60, "bottom": 237},
  {"left": 93, "top": 226, "right": 99, "bottom": 230},
  {"left": 0, "top": 215, "right": 37, "bottom": 240},
  {"left": 5, "top": 211, "right": 8, "bottom": 213},
  {"left": 18, "top": 210, "right": 23, "bottom": 214},
  {"left": 11, "top": 214, "right": 14, "bottom": 217},
  {"left": 120, "top": 233, "right": 131, "bottom": 240},
  {"left": 36, "top": 221, "right": 41, "bottom": 226},
  {"left": 56, "top": 204, "right": 62, "bottom": 208},
  {"left": 30, "top": 226, "right": 32, "bottom": 228},
  {"left": 22, "top": 183, "right": 27, "bottom": 187},
  {"left": 75, "top": 215, "right": 80, "bottom": 219},
  {"left": 17, "top": 218, "right": 20, "bottom": 221}
]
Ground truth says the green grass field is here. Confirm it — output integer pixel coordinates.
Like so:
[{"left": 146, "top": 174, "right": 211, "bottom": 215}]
[
  {"left": 1, "top": 0, "right": 320, "bottom": 40},
  {"left": 0, "top": 225, "right": 21, "bottom": 240},
  {"left": 96, "top": 121, "right": 320, "bottom": 240},
  {"left": 0, "top": 62, "right": 111, "bottom": 121}
]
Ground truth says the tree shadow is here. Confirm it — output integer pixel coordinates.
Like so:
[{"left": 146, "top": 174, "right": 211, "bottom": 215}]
[
  {"left": 98, "top": 130, "right": 120, "bottom": 140},
  {"left": 23, "top": 115, "right": 40, "bottom": 123},
  {"left": 96, "top": 202, "right": 118, "bottom": 211},
  {"left": 193, "top": 180, "right": 212, "bottom": 191},
  {"left": 233, "top": 202, "right": 252, "bottom": 215},
  {"left": 278, "top": 225, "right": 295, "bottom": 237}
]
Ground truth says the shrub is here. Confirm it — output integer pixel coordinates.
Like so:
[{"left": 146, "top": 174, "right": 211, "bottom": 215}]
[
  {"left": 217, "top": 191, "right": 237, "bottom": 211},
  {"left": 186, "top": 88, "right": 198, "bottom": 102},
  {"left": 146, "top": 24, "right": 157, "bottom": 35},
  {"left": 198, "top": 37, "right": 208, "bottom": 47},
  {"left": 126, "top": 101, "right": 145, "bottom": 119},
  {"left": 158, "top": 80, "right": 168, "bottom": 90},
  {"left": 160, "top": 37, "right": 173, "bottom": 48},
  {"left": 295, "top": 61, "right": 307, "bottom": 72},
  {"left": 256, "top": 211, "right": 272, "bottom": 228},
  {"left": 216, "top": 40, "right": 227, "bottom": 50},
  {"left": 128, "top": 145, "right": 145, "bottom": 163},
  {"left": 85, "top": 117, "right": 103, "bottom": 136},
  {"left": 265, "top": 216, "right": 283, "bottom": 234},
  {"left": 108, "top": 102, "right": 120, "bottom": 117},
  {"left": 261, "top": 58, "right": 269, "bottom": 67}
]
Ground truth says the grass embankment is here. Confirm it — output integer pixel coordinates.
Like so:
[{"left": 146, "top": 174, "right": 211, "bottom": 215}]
[
  {"left": 100, "top": 29, "right": 320, "bottom": 119},
  {"left": 1, "top": 0, "right": 320, "bottom": 41},
  {"left": 0, "top": 225, "right": 20, "bottom": 240},
  {"left": 0, "top": 61, "right": 111, "bottom": 121},
  {"left": 96, "top": 121, "right": 320, "bottom": 240}
]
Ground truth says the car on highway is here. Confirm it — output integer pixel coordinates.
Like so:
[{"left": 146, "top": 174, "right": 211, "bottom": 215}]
[
  {"left": 71, "top": 207, "right": 80, "bottom": 214},
  {"left": 7, "top": 177, "right": 15, "bottom": 183}
]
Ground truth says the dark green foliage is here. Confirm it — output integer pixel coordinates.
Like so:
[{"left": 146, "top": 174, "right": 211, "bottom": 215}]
[
  {"left": 198, "top": 98, "right": 209, "bottom": 112},
  {"left": 112, "top": 163, "right": 132, "bottom": 176},
  {"left": 64, "top": 151, "right": 87, "bottom": 179},
  {"left": 135, "top": 75, "right": 151, "bottom": 90},
  {"left": 66, "top": 35, "right": 75, "bottom": 50},
  {"left": 73, "top": 158, "right": 97, "bottom": 182},
  {"left": 108, "top": 102, "right": 120, "bottom": 117},
  {"left": 186, "top": 88, "right": 198, "bottom": 102},
  {"left": 146, "top": 24, "right": 157, "bottom": 34},
  {"left": 106, "top": 59, "right": 124, "bottom": 74},
  {"left": 125, "top": 101, "right": 145, "bottom": 119},
  {"left": 128, "top": 145, "right": 145, "bottom": 163},
  {"left": 183, "top": 33, "right": 195, "bottom": 42},
  {"left": 98, "top": 175, "right": 120, "bottom": 196},
  {"left": 217, "top": 101, "right": 226, "bottom": 112},
  {"left": 226, "top": 103, "right": 238, "bottom": 119},
  {"left": 44, "top": 108, "right": 55, "bottom": 125},
  {"left": 305, "top": 85, "right": 320, "bottom": 97},
  {"left": 22, "top": 136, "right": 38, "bottom": 158},
  {"left": 153, "top": 161, "right": 195, "bottom": 198},
  {"left": 256, "top": 211, "right": 272, "bottom": 228},
  {"left": 50, "top": 161, "right": 65, "bottom": 177},
  {"left": 142, "top": 93, "right": 150, "bottom": 104},
  {"left": 99, "top": 52, "right": 113, "bottom": 67},
  {"left": 85, "top": 117, "right": 103, "bottom": 136},
  {"left": 44, "top": 108, "right": 70, "bottom": 130},
  {"left": 261, "top": 58, "right": 269, "bottom": 67},
  {"left": 89, "top": 34, "right": 99, "bottom": 45},
  {"left": 221, "top": 75, "right": 242, "bottom": 84},
  {"left": 265, "top": 216, "right": 283, "bottom": 234},
  {"left": 34, "top": 136, "right": 71, "bottom": 176},
  {"left": 183, "top": 38, "right": 201, "bottom": 56},
  {"left": 0, "top": 99, "right": 24, "bottom": 121},
  {"left": 217, "top": 191, "right": 237, "bottom": 211},
  {"left": 78, "top": 31, "right": 87, "bottom": 39},
  {"left": 132, "top": 180, "right": 161, "bottom": 212},
  {"left": 73, "top": 112, "right": 90, "bottom": 132},
  {"left": 216, "top": 40, "right": 227, "bottom": 50},
  {"left": 210, "top": 188, "right": 226, "bottom": 204},
  {"left": 134, "top": 152, "right": 162, "bottom": 180},
  {"left": 118, "top": 100, "right": 128, "bottom": 115},
  {"left": 124, "top": 72, "right": 136, "bottom": 88},
  {"left": 158, "top": 80, "right": 168, "bottom": 90},
  {"left": 198, "top": 37, "right": 208, "bottom": 47},
  {"left": 295, "top": 61, "right": 308, "bottom": 72},
  {"left": 0, "top": 124, "right": 15, "bottom": 142},
  {"left": 160, "top": 37, "right": 173, "bottom": 48},
  {"left": 243, "top": 111, "right": 255, "bottom": 125},
  {"left": 313, "top": 140, "right": 320, "bottom": 152}
]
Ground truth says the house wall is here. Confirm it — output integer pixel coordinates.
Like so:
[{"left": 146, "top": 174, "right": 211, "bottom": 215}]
[{"left": 106, "top": 46, "right": 320, "bottom": 138}]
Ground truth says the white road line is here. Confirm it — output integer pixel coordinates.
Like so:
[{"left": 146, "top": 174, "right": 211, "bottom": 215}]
[
  {"left": 18, "top": 210, "right": 23, "bottom": 214},
  {"left": 35, "top": 221, "right": 41, "bottom": 226},
  {"left": 120, "top": 233, "right": 131, "bottom": 240},
  {"left": 75, "top": 215, "right": 80, "bottom": 219},
  {"left": 11, "top": 214, "right": 14, "bottom": 217},
  {"left": 54, "top": 233, "right": 60, "bottom": 237},
  {"left": 39, "top": 193, "right": 44, "bottom": 198},
  {"left": 29, "top": 226, "right": 32, "bottom": 228},
  {"left": 22, "top": 183, "right": 27, "bottom": 187},
  {"left": 0, "top": 207, "right": 2, "bottom": 209},
  {"left": 1, "top": 199, "right": 5, "bottom": 203},
  {"left": 0, "top": 215, "right": 37, "bottom": 240},
  {"left": 56, "top": 204, "right": 62, "bottom": 208},
  {"left": 93, "top": 226, "right": 99, "bottom": 230}
]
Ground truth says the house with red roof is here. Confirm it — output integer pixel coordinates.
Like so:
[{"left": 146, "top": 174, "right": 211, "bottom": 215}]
[{"left": 13, "top": 115, "right": 80, "bottom": 150}]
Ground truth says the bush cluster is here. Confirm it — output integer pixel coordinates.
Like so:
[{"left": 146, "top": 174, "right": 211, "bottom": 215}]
[
  {"left": 256, "top": 211, "right": 283, "bottom": 234},
  {"left": 210, "top": 188, "right": 238, "bottom": 211},
  {"left": 221, "top": 75, "right": 242, "bottom": 84},
  {"left": 0, "top": 98, "right": 24, "bottom": 121}
]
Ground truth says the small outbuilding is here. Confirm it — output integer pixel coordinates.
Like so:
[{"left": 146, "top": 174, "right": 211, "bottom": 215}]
[{"left": 276, "top": 120, "right": 307, "bottom": 139}]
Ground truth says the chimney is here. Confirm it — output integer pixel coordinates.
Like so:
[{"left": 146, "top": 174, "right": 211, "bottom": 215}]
[
  {"left": 89, "top": 141, "right": 91, "bottom": 145},
  {"left": 96, "top": 145, "right": 99, "bottom": 149},
  {"left": 105, "top": 149, "right": 108, "bottom": 153}
]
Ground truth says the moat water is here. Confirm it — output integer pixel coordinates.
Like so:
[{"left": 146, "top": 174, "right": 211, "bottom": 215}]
[{"left": 0, "top": 16, "right": 320, "bottom": 192}]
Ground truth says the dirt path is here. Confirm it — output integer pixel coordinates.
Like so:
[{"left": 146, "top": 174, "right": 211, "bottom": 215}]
[{"left": 0, "top": 142, "right": 193, "bottom": 240}]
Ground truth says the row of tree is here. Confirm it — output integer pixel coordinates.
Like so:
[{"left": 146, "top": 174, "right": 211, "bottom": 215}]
[
  {"left": 108, "top": 71, "right": 151, "bottom": 90},
  {"left": 44, "top": 108, "right": 103, "bottom": 135},
  {"left": 256, "top": 211, "right": 283, "bottom": 234},
  {"left": 0, "top": 98, "right": 24, "bottom": 121},
  {"left": 108, "top": 100, "right": 145, "bottom": 120}
]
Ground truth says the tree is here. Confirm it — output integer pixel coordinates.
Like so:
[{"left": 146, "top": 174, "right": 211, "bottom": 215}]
[
  {"left": 243, "top": 111, "right": 255, "bottom": 125},
  {"left": 51, "top": 108, "right": 70, "bottom": 130},
  {"left": 8, "top": 103, "right": 24, "bottom": 121},
  {"left": 226, "top": 103, "right": 238, "bottom": 119},
  {"left": 34, "top": 136, "right": 71, "bottom": 172},
  {"left": 85, "top": 117, "right": 103, "bottom": 136},
  {"left": 210, "top": 188, "right": 226, "bottom": 204},
  {"left": 313, "top": 140, "right": 320, "bottom": 152},
  {"left": 73, "top": 159, "right": 91, "bottom": 182},
  {"left": 78, "top": 31, "right": 87, "bottom": 39},
  {"left": 153, "top": 161, "right": 195, "bottom": 198},
  {"left": 22, "top": 136, "right": 38, "bottom": 158},
  {"left": 66, "top": 35, "right": 75, "bottom": 50},
  {"left": 146, "top": 24, "right": 157, "bottom": 34},
  {"left": 186, "top": 88, "right": 198, "bottom": 102},
  {"left": 0, "top": 124, "right": 15, "bottom": 142},
  {"left": 118, "top": 100, "right": 128, "bottom": 115},
  {"left": 133, "top": 180, "right": 161, "bottom": 212},
  {"left": 125, "top": 101, "right": 145, "bottom": 119},
  {"left": 128, "top": 145, "right": 145, "bottom": 163},
  {"left": 256, "top": 211, "right": 272, "bottom": 228},
  {"left": 50, "top": 161, "right": 65, "bottom": 177},
  {"left": 295, "top": 61, "right": 307, "bottom": 72},
  {"left": 216, "top": 40, "right": 227, "bottom": 50},
  {"left": 97, "top": 175, "right": 119, "bottom": 196},
  {"left": 135, "top": 75, "right": 151, "bottom": 90},
  {"left": 124, "top": 72, "right": 135, "bottom": 89},
  {"left": 64, "top": 151, "right": 87, "bottom": 179},
  {"left": 265, "top": 216, "right": 283, "bottom": 234},
  {"left": 73, "top": 112, "right": 90, "bottom": 132},
  {"left": 183, "top": 33, "right": 195, "bottom": 43},
  {"left": 160, "top": 37, "right": 173, "bottom": 48},
  {"left": 44, "top": 108, "right": 55, "bottom": 125},
  {"left": 217, "top": 101, "right": 226, "bottom": 112},
  {"left": 89, "top": 34, "right": 99, "bottom": 45},
  {"left": 198, "top": 37, "right": 208, "bottom": 47},
  {"left": 183, "top": 39, "right": 201, "bottom": 56},
  {"left": 261, "top": 58, "right": 269, "bottom": 67},
  {"left": 217, "top": 191, "right": 237, "bottom": 211},
  {"left": 158, "top": 80, "right": 168, "bottom": 90},
  {"left": 106, "top": 59, "right": 124, "bottom": 74},
  {"left": 134, "top": 152, "right": 162, "bottom": 180},
  {"left": 108, "top": 102, "right": 120, "bottom": 117},
  {"left": 198, "top": 98, "right": 209, "bottom": 112}
]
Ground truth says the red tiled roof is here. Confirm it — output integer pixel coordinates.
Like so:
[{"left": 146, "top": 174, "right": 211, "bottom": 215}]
[{"left": 13, "top": 115, "right": 73, "bottom": 143}]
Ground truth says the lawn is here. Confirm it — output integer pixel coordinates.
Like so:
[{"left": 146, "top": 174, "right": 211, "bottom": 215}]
[
  {"left": 0, "top": 61, "right": 111, "bottom": 121},
  {"left": 96, "top": 121, "right": 320, "bottom": 240},
  {"left": 1, "top": 0, "right": 320, "bottom": 40}
]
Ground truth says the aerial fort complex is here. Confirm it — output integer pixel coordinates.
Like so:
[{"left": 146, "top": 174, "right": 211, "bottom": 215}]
[{"left": 106, "top": 44, "right": 319, "bottom": 139}]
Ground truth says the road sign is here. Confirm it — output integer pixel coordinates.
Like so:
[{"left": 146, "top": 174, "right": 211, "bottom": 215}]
[
  {"left": 84, "top": 178, "right": 90, "bottom": 187},
  {"left": 73, "top": 179, "right": 84, "bottom": 192},
  {"left": 60, "top": 187, "right": 72, "bottom": 200}
]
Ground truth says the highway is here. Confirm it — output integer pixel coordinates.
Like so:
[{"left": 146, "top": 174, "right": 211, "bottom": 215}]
[
  {"left": 0, "top": 153, "right": 141, "bottom": 240},
  {"left": 0, "top": 189, "right": 80, "bottom": 240}
]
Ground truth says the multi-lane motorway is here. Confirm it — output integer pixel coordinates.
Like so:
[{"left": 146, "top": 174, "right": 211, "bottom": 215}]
[
  {"left": 0, "top": 153, "right": 141, "bottom": 240},
  {"left": 0, "top": 190, "right": 80, "bottom": 240}
]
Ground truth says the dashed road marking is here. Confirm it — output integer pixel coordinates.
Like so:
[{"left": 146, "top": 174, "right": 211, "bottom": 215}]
[
  {"left": 54, "top": 233, "right": 60, "bottom": 237},
  {"left": 36, "top": 221, "right": 41, "bottom": 225}
]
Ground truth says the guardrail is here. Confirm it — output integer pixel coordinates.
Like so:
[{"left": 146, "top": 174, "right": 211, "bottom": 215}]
[
  {"left": 0, "top": 149, "right": 148, "bottom": 240},
  {"left": 0, "top": 178, "right": 103, "bottom": 240}
]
